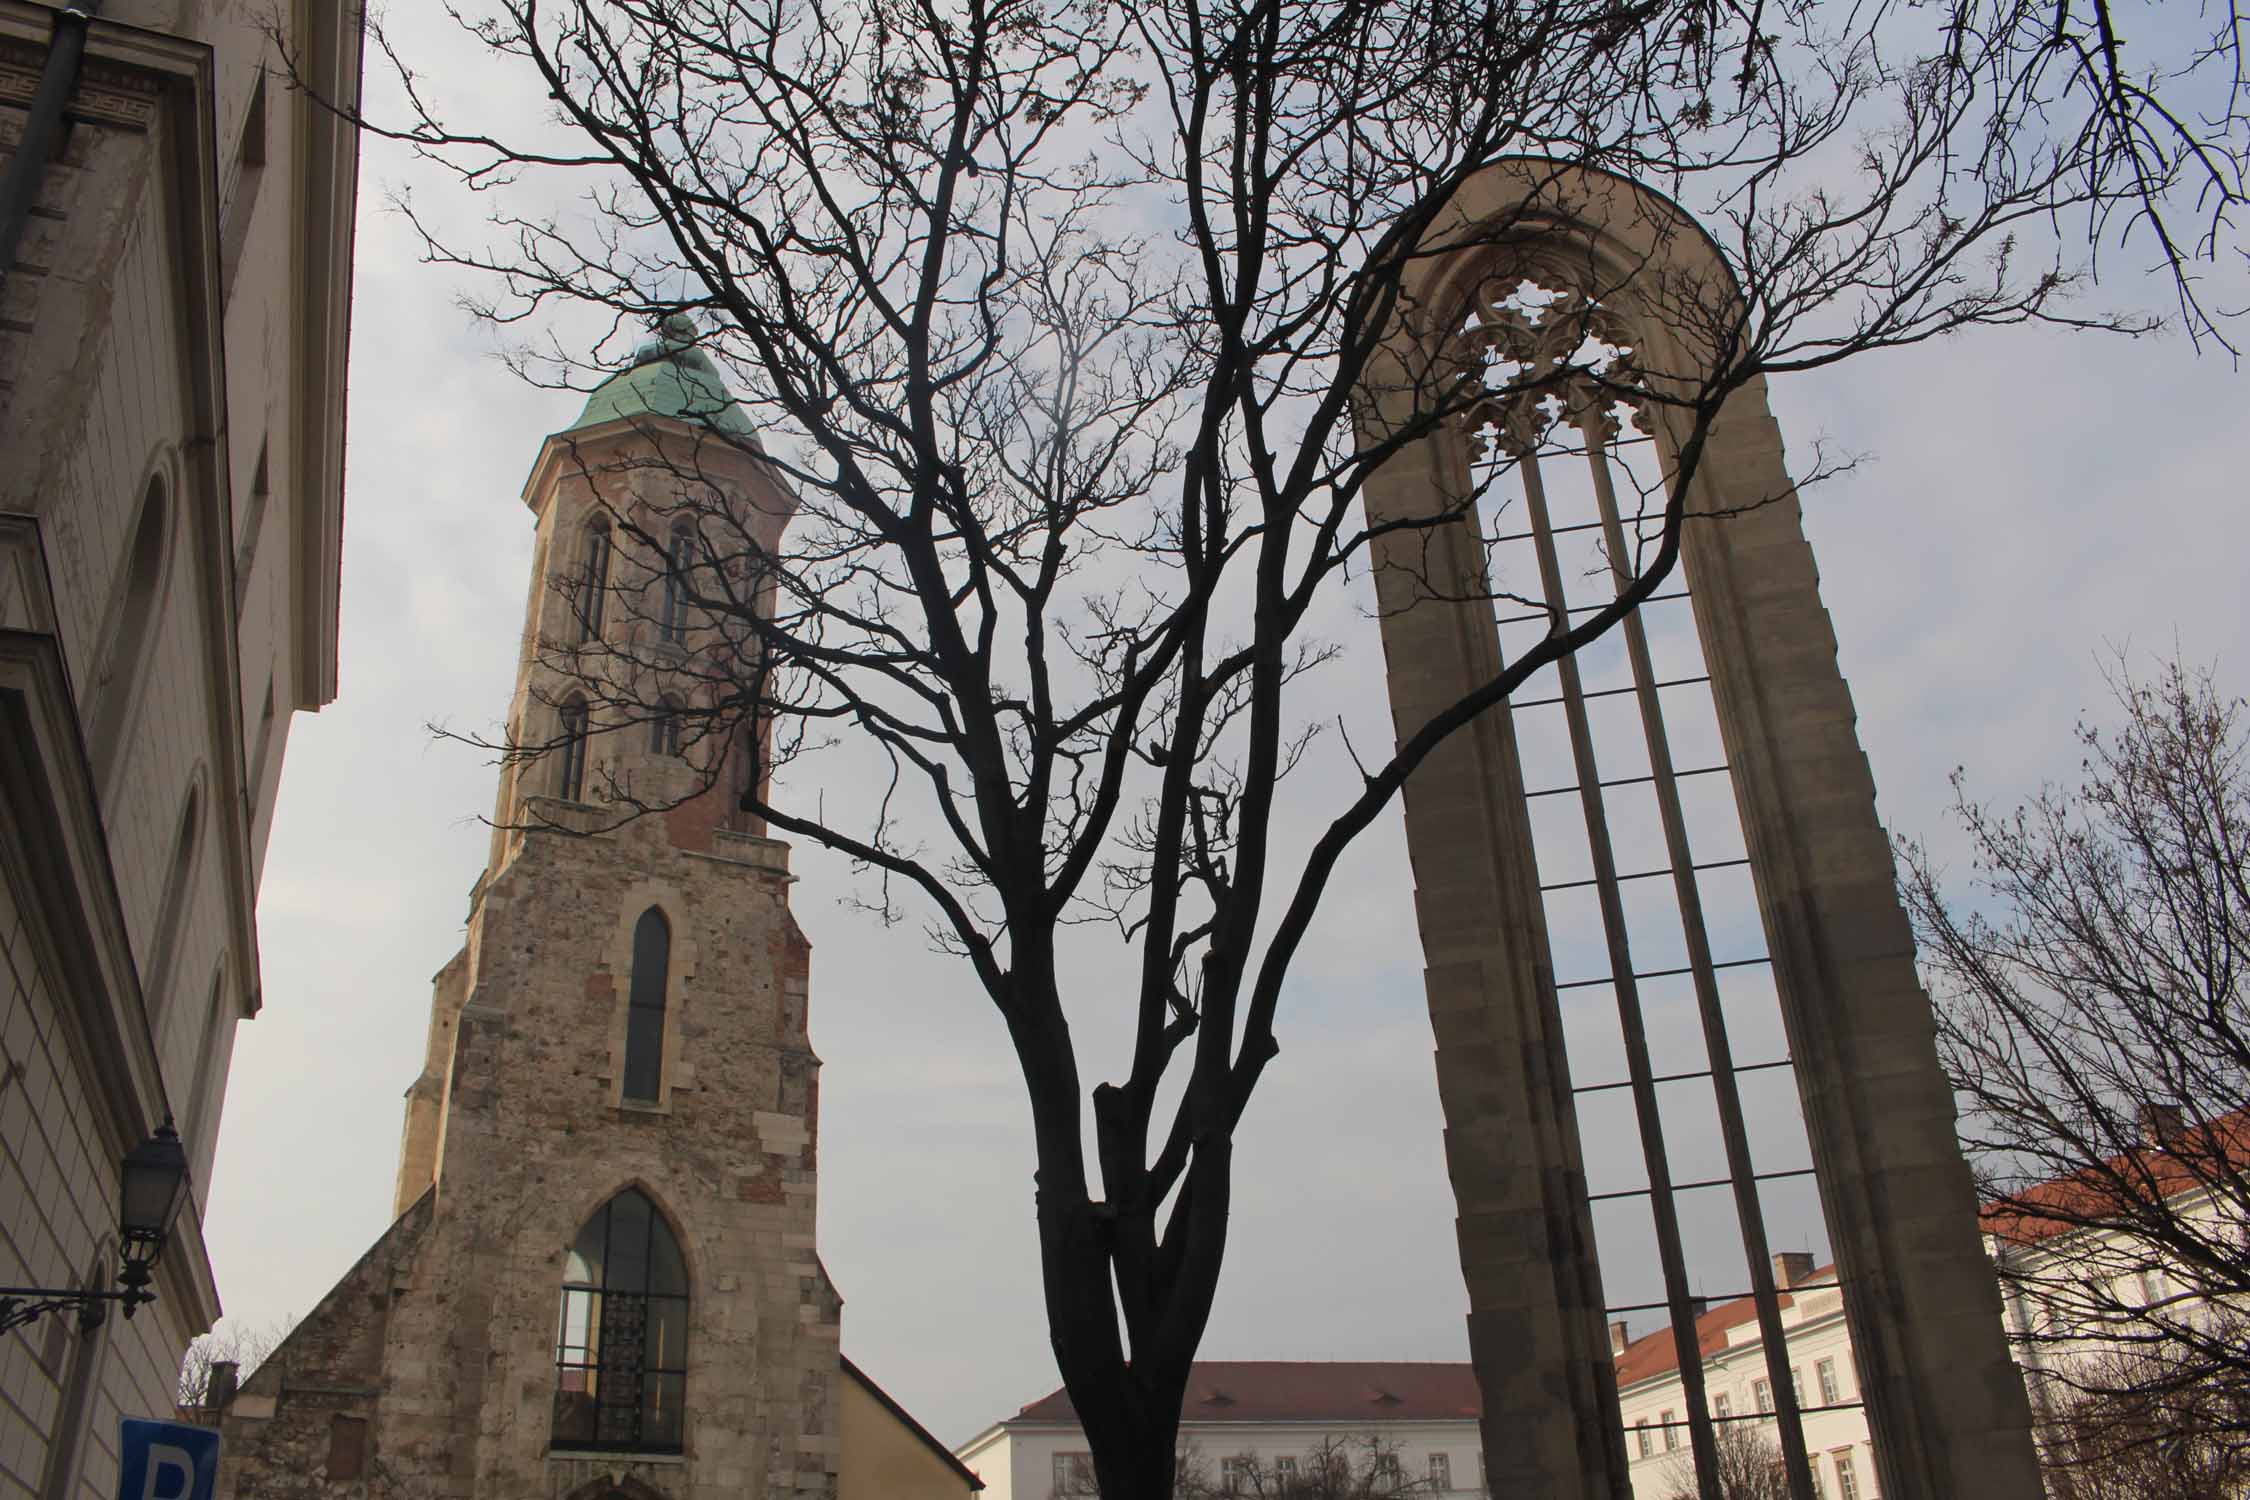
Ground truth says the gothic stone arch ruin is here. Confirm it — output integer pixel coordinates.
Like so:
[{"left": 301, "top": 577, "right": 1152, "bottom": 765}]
[{"left": 1357, "top": 160, "right": 2042, "bottom": 1500}]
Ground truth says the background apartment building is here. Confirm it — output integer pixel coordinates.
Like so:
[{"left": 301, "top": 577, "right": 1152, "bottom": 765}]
[
  {"left": 957, "top": 1363, "right": 1488, "bottom": 1500},
  {"left": 1611, "top": 1256, "right": 1876, "bottom": 1500},
  {"left": 0, "top": 2, "right": 361, "bottom": 1496}
]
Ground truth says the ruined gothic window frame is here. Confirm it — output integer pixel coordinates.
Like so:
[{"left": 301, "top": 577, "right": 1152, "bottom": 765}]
[
  {"left": 622, "top": 907, "right": 670, "bottom": 1102},
  {"left": 552, "top": 1187, "right": 691, "bottom": 1454}
]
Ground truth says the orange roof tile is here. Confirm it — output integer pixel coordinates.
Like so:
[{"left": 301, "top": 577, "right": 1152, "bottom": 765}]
[
  {"left": 1977, "top": 1108, "right": 2250, "bottom": 1247},
  {"left": 1611, "top": 1269, "right": 1834, "bottom": 1391}
]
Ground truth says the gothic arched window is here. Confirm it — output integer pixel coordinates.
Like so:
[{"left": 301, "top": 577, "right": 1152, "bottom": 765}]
[
  {"left": 557, "top": 697, "right": 589, "bottom": 802},
  {"left": 91, "top": 472, "right": 171, "bottom": 781},
  {"left": 623, "top": 907, "right": 669, "bottom": 1101},
  {"left": 552, "top": 1188, "right": 688, "bottom": 1452},
  {"left": 578, "top": 519, "right": 612, "bottom": 642},
  {"left": 649, "top": 699, "right": 681, "bottom": 758},
  {"left": 657, "top": 523, "right": 694, "bottom": 643},
  {"left": 142, "top": 778, "right": 203, "bottom": 1022}
]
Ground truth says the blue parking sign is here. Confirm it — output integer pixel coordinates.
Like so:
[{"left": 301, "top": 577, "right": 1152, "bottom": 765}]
[{"left": 117, "top": 1419, "right": 219, "bottom": 1500}]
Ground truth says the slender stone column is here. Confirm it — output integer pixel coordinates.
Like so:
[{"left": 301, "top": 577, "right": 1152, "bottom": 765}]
[
  {"left": 1678, "top": 380, "right": 2040, "bottom": 1498},
  {"left": 1358, "top": 379, "right": 1635, "bottom": 1500}
]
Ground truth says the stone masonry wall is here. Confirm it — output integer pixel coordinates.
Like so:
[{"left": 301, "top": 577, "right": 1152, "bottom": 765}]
[{"left": 220, "top": 807, "right": 838, "bottom": 1500}]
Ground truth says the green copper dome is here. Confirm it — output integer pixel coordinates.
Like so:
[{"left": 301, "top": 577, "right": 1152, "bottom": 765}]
[{"left": 565, "top": 314, "right": 762, "bottom": 448}]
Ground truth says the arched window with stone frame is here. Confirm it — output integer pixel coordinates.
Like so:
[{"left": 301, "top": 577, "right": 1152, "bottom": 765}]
[
  {"left": 622, "top": 907, "right": 670, "bottom": 1102},
  {"left": 556, "top": 696, "right": 590, "bottom": 802},
  {"left": 141, "top": 775, "right": 205, "bottom": 1025},
  {"left": 648, "top": 698, "right": 682, "bottom": 759},
  {"left": 657, "top": 521, "right": 695, "bottom": 644},
  {"left": 576, "top": 516, "right": 613, "bottom": 643},
  {"left": 38, "top": 1244, "right": 115, "bottom": 1497},
  {"left": 552, "top": 1188, "right": 689, "bottom": 1453}
]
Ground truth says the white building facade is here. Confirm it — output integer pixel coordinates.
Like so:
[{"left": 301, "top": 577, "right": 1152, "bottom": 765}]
[
  {"left": 1611, "top": 1256, "right": 1877, "bottom": 1500},
  {"left": 956, "top": 1364, "right": 1487, "bottom": 1500},
  {"left": 0, "top": 3, "right": 362, "bottom": 1497}
]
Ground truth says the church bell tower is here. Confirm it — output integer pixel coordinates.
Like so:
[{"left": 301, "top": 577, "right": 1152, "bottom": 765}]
[{"left": 215, "top": 321, "right": 845, "bottom": 1500}]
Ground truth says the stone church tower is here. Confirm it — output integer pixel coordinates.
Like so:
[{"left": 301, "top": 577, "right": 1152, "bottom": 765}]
[{"left": 213, "top": 324, "right": 852, "bottom": 1500}]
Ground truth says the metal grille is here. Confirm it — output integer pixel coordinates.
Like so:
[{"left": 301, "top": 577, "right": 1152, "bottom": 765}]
[
  {"left": 1472, "top": 281, "right": 1854, "bottom": 1500},
  {"left": 553, "top": 1189, "right": 689, "bottom": 1453}
]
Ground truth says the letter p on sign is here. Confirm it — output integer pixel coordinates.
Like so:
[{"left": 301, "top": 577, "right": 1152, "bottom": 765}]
[{"left": 118, "top": 1420, "right": 219, "bottom": 1500}]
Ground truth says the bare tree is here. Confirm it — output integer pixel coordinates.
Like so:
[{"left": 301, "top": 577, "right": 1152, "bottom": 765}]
[
  {"left": 327, "top": 2, "right": 2248, "bottom": 1493},
  {"left": 176, "top": 1317, "right": 294, "bottom": 1407},
  {"left": 2032, "top": 1339, "right": 2250, "bottom": 1500},
  {"left": 1901, "top": 658, "right": 2250, "bottom": 1457},
  {"left": 1182, "top": 1435, "right": 1437, "bottom": 1499},
  {"left": 1659, "top": 1422, "right": 1791, "bottom": 1500}
]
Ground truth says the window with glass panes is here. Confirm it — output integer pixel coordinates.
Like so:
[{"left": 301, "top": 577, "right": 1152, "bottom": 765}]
[
  {"left": 1832, "top": 1451, "right": 1860, "bottom": 1500},
  {"left": 659, "top": 523, "right": 695, "bottom": 643},
  {"left": 552, "top": 1188, "right": 688, "bottom": 1451},
  {"left": 1430, "top": 1453, "right": 1452, "bottom": 1490},
  {"left": 1053, "top": 1453, "right": 1095, "bottom": 1495},
  {"left": 1816, "top": 1358, "right": 1840, "bottom": 1405},
  {"left": 623, "top": 907, "right": 670, "bottom": 1101}
]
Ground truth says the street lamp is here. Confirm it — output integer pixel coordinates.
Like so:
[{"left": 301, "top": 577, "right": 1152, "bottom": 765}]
[{"left": 0, "top": 1118, "right": 192, "bottom": 1333}]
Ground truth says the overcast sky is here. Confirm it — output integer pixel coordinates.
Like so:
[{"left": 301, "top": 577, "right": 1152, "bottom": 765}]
[{"left": 200, "top": 12, "right": 2250, "bottom": 1450}]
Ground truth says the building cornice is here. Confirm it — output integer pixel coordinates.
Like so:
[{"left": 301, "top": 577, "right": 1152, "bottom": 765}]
[{"left": 286, "top": 0, "right": 365, "bottom": 712}]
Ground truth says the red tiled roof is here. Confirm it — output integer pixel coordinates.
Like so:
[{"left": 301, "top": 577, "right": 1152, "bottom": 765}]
[
  {"left": 1611, "top": 1268, "right": 1834, "bottom": 1392},
  {"left": 1012, "top": 1363, "right": 1483, "bottom": 1426},
  {"left": 1977, "top": 1108, "right": 2250, "bottom": 1247}
]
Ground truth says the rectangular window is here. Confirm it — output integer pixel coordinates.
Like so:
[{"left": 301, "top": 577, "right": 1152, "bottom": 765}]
[
  {"left": 1220, "top": 1456, "right": 1253, "bottom": 1493},
  {"left": 1791, "top": 1368, "right": 1805, "bottom": 1405},
  {"left": 1636, "top": 1420, "right": 1652, "bottom": 1458},
  {"left": 1275, "top": 1456, "right": 1298, "bottom": 1482},
  {"left": 1754, "top": 1378, "right": 1774, "bottom": 1414},
  {"left": 1817, "top": 1357, "right": 1840, "bottom": 1405},
  {"left": 1430, "top": 1453, "right": 1451, "bottom": 1490},
  {"left": 1373, "top": 1453, "right": 1402, "bottom": 1484},
  {"left": 1713, "top": 1391, "right": 1731, "bottom": 1418},
  {"left": 2138, "top": 1266, "right": 2166, "bottom": 1304},
  {"left": 1053, "top": 1452, "right": 1094, "bottom": 1496},
  {"left": 1833, "top": 1451, "right": 1861, "bottom": 1500},
  {"left": 1660, "top": 1409, "right": 1677, "bottom": 1451}
]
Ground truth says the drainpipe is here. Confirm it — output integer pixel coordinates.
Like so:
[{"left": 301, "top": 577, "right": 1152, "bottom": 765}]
[{"left": 0, "top": 3, "right": 105, "bottom": 299}]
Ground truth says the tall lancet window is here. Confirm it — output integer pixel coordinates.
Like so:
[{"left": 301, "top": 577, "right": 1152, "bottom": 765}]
[
  {"left": 658, "top": 522, "right": 694, "bottom": 643},
  {"left": 556, "top": 696, "right": 589, "bottom": 802},
  {"left": 552, "top": 1188, "right": 689, "bottom": 1452},
  {"left": 578, "top": 518, "right": 613, "bottom": 642},
  {"left": 624, "top": 907, "right": 670, "bottom": 1101},
  {"left": 649, "top": 698, "right": 682, "bottom": 758}
]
